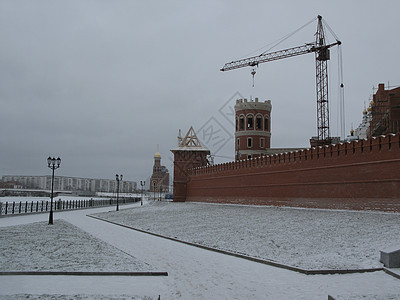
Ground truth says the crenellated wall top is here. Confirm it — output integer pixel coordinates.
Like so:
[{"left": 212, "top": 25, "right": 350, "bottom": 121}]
[
  {"left": 235, "top": 98, "right": 272, "bottom": 112},
  {"left": 188, "top": 133, "right": 400, "bottom": 176}
]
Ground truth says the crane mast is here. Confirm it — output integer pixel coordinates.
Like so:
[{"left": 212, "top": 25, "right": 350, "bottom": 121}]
[
  {"left": 315, "top": 15, "right": 331, "bottom": 144},
  {"left": 221, "top": 15, "right": 341, "bottom": 145}
]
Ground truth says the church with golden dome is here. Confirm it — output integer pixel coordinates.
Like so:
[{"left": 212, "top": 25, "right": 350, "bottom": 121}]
[
  {"left": 350, "top": 103, "right": 373, "bottom": 140},
  {"left": 150, "top": 146, "right": 169, "bottom": 193}
]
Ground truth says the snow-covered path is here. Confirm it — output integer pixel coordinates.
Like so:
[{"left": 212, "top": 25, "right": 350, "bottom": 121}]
[{"left": 1, "top": 204, "right": 400, "bottom": 299}]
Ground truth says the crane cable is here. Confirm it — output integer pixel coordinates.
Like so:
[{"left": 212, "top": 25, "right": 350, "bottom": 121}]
[
  {"left": 248, "top": 17, "right": 317, "bottom": 87},
  {"left": 322, "top": 18, "right": 340, "bottom": 42},
  {"left": 260, "top": 17, "right": 317, "bottom": 55},
  {"left": 338, "top": 45, "right": 345, "bottom": 139},
  {"left": 237, "top": 17, "right": 317, "bottom": 61}
]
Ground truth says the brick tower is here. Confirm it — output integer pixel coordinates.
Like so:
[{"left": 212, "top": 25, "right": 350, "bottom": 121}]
[
  {"left": 171, "top": 127, "right": 210, "bottom": 202},
  {"left": 235, "top": 97, "right": 272, "bottom": 160}
]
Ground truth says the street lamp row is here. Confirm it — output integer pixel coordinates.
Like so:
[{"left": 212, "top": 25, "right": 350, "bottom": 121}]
[{"left": 46, "top": 157, "right": 146, "bottom": 221}]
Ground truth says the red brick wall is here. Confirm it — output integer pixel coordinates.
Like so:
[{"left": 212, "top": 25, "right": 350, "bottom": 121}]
[{"left": 185, "top": 134, "right": 400, "bottom": 212}]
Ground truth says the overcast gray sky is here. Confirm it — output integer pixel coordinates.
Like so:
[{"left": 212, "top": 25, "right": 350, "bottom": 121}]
[{"left": 1, "top": 0, "right": 399, "bottom": 184}]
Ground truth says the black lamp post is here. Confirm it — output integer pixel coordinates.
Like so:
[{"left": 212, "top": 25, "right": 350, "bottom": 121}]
[
  {"left": 153, "top": 182, "right": 156, "bottom": 200},
  {"left": 47, "top": 156, "right": 61, "bottom": 225},
  {"left": 159, "top": 185, "right": 163, "bottom": 201},
  {"left": 115, "top": 174, "right": 123, "bottom": 211},
  {"left": 140, "top": 181, "right": 145, "bottom": 206}
]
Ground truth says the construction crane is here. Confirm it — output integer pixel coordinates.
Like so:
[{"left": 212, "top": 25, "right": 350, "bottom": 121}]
[{"left": 221, "top": 15, "right": 342, "bottom": 146}]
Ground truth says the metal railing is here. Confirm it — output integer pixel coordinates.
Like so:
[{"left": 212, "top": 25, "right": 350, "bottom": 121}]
[{"left": 0, "top": 198, "right": 140, "bottom": 216}]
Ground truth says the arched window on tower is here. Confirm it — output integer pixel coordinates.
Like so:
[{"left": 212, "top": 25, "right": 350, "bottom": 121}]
[
  {"left": 235, "top": 117, "right": 238, "bottom": 131},
  {"left": 264, "top": 116, "right": 270, "bottom": 131},
  {"left": 247, "top": 115, "right": 254, "bottom": 129},
  {"left": 239, "top": 116, "right": 245, "bottom": 130},
  {"left": 256, "top": 115, "right": 262, "bottom": 130}
]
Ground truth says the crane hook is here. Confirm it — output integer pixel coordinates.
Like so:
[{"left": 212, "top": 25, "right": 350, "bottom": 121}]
[{"left": 251, "top": 68, "right": 256, "bottom": 87}]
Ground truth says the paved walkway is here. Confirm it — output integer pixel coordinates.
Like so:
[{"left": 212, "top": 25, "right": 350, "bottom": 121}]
[{"left": 1, "top": 204, "right": 400, "bottom": 299}]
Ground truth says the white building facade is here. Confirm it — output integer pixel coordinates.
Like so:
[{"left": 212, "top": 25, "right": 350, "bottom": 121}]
[{"left": 1, "top": 175, "right": 136, "bottom": 194}]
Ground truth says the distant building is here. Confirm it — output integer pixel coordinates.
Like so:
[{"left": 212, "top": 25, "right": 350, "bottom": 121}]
[
  {"left": 1, "top": 175, "right": 137, "bottom": 194},
  {"left": 150, "top": 147, "right": 169, "bottom": 193},
  {"left": 0, "top": 180, "right": 22, "bottom": 189}
]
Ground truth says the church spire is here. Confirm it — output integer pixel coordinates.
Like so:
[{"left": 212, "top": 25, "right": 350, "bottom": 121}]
[{"left": 154, "top": 144, "right": 161, "bottom": 159}]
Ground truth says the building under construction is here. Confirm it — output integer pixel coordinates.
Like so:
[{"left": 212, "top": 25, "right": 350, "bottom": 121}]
[{"left": 368, "top": 83, "right": 400, "bottom": 137}]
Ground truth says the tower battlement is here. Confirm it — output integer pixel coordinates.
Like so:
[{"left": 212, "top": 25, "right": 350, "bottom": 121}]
[{"left": 235, "top": 98, "right": 272, "bottom": 111}]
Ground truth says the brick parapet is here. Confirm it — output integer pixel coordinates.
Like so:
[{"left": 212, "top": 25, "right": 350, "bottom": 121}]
[{"left": 189, "top": 134, "right": 399, "bottom": 176}]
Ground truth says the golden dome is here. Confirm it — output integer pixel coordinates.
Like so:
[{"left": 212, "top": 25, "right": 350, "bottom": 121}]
[
  {"left": 363, "top": 108, "right": 367, "bottom": 115},
  {"left": 154, "top": 152, "right": 161, "bottom": 158},
  {"left": 370, "top": 100, "right": 374, "bottom": 106},
  {"left": 350, "top": 128, "right": 354, "bottom": 134},
  {"left": 367, "top": 106, "right": 372, "bottom": 112}
]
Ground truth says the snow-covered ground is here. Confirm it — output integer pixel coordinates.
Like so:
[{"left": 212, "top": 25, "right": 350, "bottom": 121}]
[
  {"left": 0, "top": 219, "right": 154, "bottom": 272},
  {"left": 0, "top": 200, "right": 399, "bottom": 299},
  {"left": 93, "top": 201, "right": 400, "bottom": 270}
]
